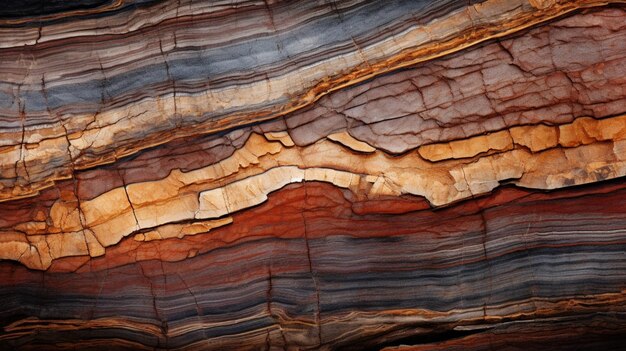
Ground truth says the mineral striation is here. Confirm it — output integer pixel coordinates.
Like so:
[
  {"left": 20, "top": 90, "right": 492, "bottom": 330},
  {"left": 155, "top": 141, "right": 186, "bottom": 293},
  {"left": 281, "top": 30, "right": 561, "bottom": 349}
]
[{"left": 0, "top": 0, "right": 625, "bottom": 350}]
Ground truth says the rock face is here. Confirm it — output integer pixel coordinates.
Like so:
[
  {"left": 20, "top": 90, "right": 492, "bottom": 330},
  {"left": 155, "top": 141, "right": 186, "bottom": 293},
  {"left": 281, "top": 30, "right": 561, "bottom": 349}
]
[{"left": 1, "top": 0, "right": 626, "bottom": 350}]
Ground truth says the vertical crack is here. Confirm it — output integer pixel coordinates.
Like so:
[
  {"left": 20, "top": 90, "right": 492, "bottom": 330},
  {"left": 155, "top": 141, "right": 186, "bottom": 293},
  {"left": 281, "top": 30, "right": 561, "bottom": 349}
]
[
  {"left": 263, "top": 0, "right": 277, "bottom": 33},
  {"left": 300, "top": 182, "right": 322, "bottom": 347},
  {"left": 56, "top": 114, "right": 98, "bottom": 263},
  {"left": 265, "top": 263, "right": 288, "bottom": 349},
  {"left": 35, "top": 25, "right": 42, "bottom": 45},
  {"left": 156, "top": 246, "right": 169, "bottom": 348},
  {"left": 139, "top": 262, "right": 168, "bottom": 348},
  {"left": 117, "top": 170, "right": 140, "bottom": 230},
  {"left": 521, "top": 218, "right": 540, "bottom": 315},
  {"left": 14, "top": 77, "right": 30, "bottom": 186},
  {"left": 177, "top": 272, "right": 202, "bottom": 317},
  {"left": 266, "top": 264, "right": 275, "bottom": 325},
  {"left": 329, "top": 0, "right": 371, "bottom": 71},
  {"left": 17, "top": 101, "right": 29, "bottom": 183},
  {"left": 159, "top": 38, "right": 178, "bottom": 127},
  {"left": 476, "top": 207, "right": 491, "bottom": 321},
  {"left": 90, "top": 269, "right": 109, "bottom": 321},
  {"left": 265, "top": 330, "right": 272, "bottom": 351},
  {"left": 496, "top": 39, "right": 530, "bottom": 75},
  {"left": 460, "top": 166, "right": 493, "bottom": 321}
]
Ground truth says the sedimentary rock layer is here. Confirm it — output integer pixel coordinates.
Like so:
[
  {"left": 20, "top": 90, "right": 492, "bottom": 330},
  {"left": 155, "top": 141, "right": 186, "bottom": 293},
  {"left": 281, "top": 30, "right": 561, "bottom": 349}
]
[
  {"left": 2, "top": 181, "right": 626, "bottom": 350},
  {"left": 1, "top": 0, "right": 625, "bottom": 350},
  {"left": 1, "top": 0, "right": 625, "bottom": 200}
]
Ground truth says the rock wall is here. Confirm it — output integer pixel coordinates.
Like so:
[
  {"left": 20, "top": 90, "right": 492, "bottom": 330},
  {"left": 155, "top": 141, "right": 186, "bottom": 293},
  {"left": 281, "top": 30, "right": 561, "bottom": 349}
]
[{"left": 0, "top": 0, "right": 625, "bottom": 349}]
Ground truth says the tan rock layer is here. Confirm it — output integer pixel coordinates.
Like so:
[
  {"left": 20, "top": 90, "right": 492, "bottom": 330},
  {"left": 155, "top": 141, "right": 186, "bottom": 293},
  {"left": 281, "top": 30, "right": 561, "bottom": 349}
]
[
  {"left": 1, "top": 112, "right": 625, "bottom": 270},
  {"left": 418, "top": 115, "right": 626, "bottom": 161}
]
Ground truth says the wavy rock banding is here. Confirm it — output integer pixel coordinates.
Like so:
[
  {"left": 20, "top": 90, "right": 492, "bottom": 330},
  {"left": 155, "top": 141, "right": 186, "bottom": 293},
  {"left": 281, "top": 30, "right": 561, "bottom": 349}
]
[{"left": 1, "top": 0, "right": 626, "bottom": 350}]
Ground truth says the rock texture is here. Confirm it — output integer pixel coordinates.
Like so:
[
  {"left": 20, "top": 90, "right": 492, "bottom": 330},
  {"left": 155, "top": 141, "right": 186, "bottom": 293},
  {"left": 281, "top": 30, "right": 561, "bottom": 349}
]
[{"left": 1, "top": 0, "right": 626, "bottom": 350}]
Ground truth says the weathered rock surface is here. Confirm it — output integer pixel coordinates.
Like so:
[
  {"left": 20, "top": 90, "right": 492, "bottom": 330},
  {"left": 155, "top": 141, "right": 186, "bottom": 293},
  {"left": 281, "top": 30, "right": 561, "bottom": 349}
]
[{"left": 0, "top": 0, "right": 625, "bottom": 350}]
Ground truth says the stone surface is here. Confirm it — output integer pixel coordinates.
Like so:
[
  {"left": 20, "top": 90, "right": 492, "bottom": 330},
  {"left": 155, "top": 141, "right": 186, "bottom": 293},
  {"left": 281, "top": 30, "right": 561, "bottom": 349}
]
[{"left": 0, "top": 1, "right": 625, "bottom": 350}]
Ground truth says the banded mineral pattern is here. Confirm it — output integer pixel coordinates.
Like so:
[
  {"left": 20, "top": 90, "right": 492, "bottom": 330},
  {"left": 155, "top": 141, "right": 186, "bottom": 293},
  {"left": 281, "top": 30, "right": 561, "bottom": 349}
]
[{"left": 1, "top": 0, "right": 626, "bottom": 350}]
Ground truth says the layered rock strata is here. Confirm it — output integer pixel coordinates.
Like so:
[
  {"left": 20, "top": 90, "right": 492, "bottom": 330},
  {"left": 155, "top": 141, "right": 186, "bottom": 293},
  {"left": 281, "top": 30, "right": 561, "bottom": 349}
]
[{"left": 1, "top": 0, "right": 626, "bottom": 350}]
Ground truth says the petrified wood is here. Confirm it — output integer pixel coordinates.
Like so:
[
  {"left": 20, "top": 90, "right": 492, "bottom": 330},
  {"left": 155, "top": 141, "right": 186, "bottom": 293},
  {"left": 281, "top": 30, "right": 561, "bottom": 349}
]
[{"left": 0, "top": 0, "right": 625, "bottom": 350}]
